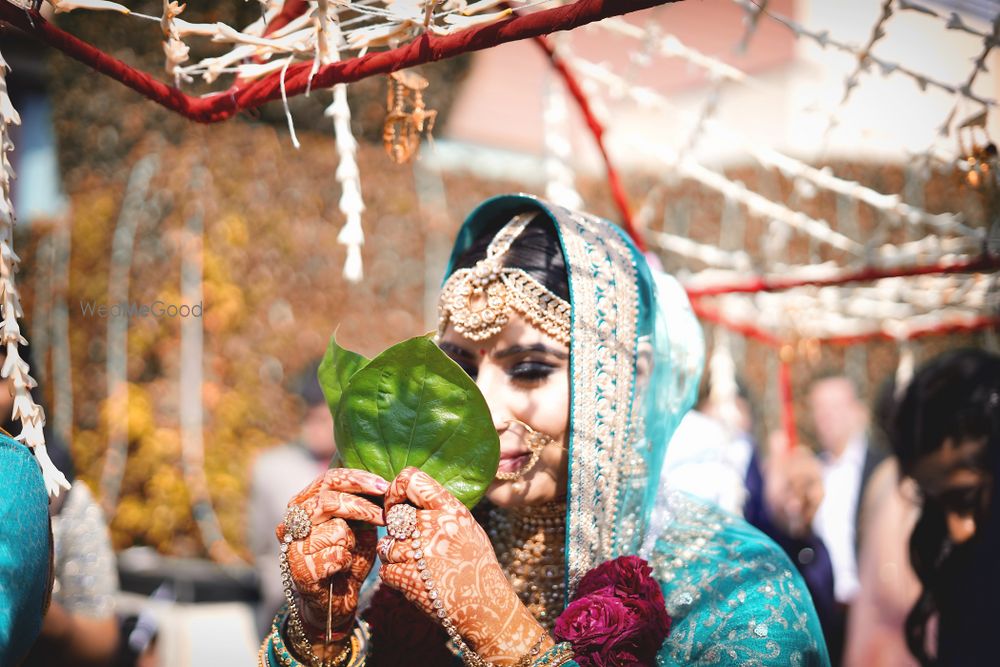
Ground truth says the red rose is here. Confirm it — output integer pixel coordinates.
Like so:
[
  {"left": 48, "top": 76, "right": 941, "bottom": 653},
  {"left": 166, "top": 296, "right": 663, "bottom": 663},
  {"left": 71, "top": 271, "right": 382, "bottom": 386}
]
[
  {"left": 554, "top": 593, "right": 638, "bottom": 654},
  {"left": 556, "top": 557, "right": 672, "bottom": 666},
  {"left": 621, "top": 597, "right": 671, "bottom": 656},
  {"left": 586, "top": 639, "right": 645, "bottom": 667},
  {"left": 577, "top": 555, "right": 661, "bottom": 601}
]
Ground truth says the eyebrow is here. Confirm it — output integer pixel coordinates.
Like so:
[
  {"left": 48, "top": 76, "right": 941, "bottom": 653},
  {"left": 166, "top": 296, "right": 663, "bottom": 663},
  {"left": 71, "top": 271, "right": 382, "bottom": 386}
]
[
  {"left": 439, "top": 342, "right": 475, "bottom": 361},
  {"left": 494, "top": 343, "right": 569, "bottom": 360}
]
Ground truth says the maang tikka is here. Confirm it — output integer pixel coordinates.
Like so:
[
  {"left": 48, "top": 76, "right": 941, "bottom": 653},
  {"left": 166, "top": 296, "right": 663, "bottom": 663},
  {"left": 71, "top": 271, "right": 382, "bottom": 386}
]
[{"left": 437, "top": 213, "right": 571, "bottom": 344}]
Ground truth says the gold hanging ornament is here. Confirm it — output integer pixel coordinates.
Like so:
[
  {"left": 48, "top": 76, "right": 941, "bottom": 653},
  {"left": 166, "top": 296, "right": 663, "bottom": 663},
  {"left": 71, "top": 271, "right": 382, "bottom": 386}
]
[
  {"left": 383, "top": 70, "right": 437, "bottom": 164},
  {"left": 957, "top": 111, "right": 996, "bottom": 189}
]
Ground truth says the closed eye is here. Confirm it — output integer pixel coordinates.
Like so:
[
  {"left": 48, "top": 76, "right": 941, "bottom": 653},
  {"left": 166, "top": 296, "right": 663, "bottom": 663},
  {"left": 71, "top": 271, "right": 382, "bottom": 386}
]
[{"left": 507, "top": 361, "right": 555, "bottom": 383}]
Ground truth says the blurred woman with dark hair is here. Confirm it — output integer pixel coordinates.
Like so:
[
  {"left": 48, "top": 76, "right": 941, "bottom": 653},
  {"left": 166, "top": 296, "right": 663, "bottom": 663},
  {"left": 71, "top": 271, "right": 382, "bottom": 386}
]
[{"left": 886, "top": 348, "right": 999, "bottom": 666}]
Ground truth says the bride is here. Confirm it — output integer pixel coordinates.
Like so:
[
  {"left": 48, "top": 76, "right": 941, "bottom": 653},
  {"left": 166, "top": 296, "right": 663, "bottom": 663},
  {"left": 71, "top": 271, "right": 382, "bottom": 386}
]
[{"left": 259, "top": 195, "right": 830, "bottom": 666}]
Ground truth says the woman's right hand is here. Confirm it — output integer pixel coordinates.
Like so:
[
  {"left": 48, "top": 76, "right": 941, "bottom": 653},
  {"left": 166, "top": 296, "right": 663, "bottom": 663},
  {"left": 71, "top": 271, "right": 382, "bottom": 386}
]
[{"left": 275, "top": 468, "right": 388, "bottom": 639}]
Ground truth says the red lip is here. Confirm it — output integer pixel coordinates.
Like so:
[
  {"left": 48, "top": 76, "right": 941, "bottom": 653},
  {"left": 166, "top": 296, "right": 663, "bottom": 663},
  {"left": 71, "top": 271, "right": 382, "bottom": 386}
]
[{"left": 497, "top": 452, "right": 530, "bottom": 473}]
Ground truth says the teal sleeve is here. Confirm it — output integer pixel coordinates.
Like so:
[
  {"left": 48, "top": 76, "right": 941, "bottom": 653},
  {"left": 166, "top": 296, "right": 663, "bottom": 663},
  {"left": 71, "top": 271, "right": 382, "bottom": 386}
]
[
  {"left": 0, "top": 436, "right": 51, "bottom": 666},
  {"left": 646, "top": 493, "right": 831, "bottom": 666}
]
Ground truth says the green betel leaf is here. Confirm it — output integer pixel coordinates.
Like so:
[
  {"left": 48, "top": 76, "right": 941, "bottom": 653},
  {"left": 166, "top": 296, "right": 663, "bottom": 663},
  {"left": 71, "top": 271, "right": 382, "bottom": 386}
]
[
  {"left": 318, "top": 334, "right": 370, "bottom": 416},
  {"left": 335, "top": 336, "right": 500, "bottom": 508}
]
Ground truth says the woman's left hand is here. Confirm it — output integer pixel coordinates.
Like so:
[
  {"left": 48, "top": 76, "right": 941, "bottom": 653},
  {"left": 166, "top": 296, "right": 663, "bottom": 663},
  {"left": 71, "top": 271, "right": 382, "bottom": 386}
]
[{"left": 377, "top": 468, "right": 551, "bottom": 663}]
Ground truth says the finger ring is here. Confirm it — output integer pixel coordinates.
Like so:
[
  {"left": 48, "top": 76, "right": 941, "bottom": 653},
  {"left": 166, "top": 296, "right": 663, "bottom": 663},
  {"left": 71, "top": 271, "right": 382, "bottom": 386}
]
[
  {"left": 386, "top": 504, "right": 418, "bottom": 540},
  {"left": 282, "top": 505, "right": 311, "bottom": 543},
  {"left": 377, "top": 536, "right": 396, "bottom": 563}
]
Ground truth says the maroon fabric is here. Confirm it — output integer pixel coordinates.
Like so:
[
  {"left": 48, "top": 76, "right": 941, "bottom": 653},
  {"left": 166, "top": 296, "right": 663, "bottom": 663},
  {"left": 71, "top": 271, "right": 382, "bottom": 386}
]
[
  {"left": 0, "top": 0, "right": 676, "bottom": 123},
  {"left": 262, "top": 0, "right": 309, "bottom": 37},
  {"left": 361, "top": 586, "right": 453, "bottom": 667}
]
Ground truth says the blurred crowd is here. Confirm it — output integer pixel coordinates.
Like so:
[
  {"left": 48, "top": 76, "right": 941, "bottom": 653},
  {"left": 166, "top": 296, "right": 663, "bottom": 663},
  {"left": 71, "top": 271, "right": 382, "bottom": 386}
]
[{"left": 662, "top": 347, "right": 999, "bottom": 667}]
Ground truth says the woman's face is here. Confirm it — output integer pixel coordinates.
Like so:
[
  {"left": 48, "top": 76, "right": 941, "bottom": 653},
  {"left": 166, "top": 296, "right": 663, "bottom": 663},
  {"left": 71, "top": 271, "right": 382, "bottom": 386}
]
[
  {"left": 912, "top": 437, "right": 993, "bottom": 544},
  {"left": 438, "top": 312, "right": 570, "bottom": 508}
]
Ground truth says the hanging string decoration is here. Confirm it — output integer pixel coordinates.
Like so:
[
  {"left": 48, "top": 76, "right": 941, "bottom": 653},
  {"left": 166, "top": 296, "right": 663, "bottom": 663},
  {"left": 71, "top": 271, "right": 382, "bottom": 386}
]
[{"left": 0, "top": 50, "right": 70, "bottom": 496}]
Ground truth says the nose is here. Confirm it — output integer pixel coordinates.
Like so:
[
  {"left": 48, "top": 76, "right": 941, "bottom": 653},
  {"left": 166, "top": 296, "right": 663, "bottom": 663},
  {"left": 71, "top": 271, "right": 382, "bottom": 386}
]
[
  {"left": 946, "top": 511, "right": 977, "bottom": 544},
  {"left": 475, "top": 365, "right": 511, "bottom": 431}
]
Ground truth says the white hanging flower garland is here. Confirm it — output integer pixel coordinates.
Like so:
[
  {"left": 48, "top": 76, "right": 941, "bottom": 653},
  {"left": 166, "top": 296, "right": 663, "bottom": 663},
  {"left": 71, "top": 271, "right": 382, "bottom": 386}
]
[
  {"left": 320, "top": 11, "right": 367, "bottom": 283},
  {"left": 0, "top": 50, "right": 70, "bottom": 497}
]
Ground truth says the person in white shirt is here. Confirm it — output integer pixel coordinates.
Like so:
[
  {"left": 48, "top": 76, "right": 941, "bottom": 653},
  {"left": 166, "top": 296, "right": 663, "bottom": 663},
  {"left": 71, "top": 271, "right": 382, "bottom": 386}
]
[
  {"left": 806, "top": 372, "right": 886, "bottom": 665},
  {"left": 808, "top": 374, "right": 878, "bottom": 605}
]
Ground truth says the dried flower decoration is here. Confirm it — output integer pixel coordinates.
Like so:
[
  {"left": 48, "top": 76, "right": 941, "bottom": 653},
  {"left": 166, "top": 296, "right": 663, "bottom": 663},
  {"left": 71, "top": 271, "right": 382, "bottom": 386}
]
[
  {"left": 162, "top": 1, "right": 191, "bottom": 86},
  {"left": 313, "top": 4, "right": 368, "bottom": 282},
  {"left": 48, "top": 0, "right": 131, "bottom": 14},
  {"left": 0, "top": 51, "right": 70, "bottom": 497}
]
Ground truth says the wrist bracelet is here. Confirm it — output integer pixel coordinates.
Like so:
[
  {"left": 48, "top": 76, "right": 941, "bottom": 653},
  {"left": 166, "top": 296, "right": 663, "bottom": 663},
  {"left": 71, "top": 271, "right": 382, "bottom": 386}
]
[{"left": 279, "top": 506, "right": 324, "bottom": 665}]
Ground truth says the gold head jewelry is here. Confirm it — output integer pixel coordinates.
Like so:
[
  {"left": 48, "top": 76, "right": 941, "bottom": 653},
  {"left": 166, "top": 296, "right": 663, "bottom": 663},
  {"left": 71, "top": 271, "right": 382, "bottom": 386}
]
[{"left": 438, "top": 213, "right": 571, "bottom": 344}]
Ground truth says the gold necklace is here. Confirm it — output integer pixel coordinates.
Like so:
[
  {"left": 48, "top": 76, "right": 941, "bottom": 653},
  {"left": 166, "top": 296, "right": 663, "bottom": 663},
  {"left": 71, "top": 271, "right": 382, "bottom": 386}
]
[{"left": 488, "top": 501, "right": 567, "bottom": 631}]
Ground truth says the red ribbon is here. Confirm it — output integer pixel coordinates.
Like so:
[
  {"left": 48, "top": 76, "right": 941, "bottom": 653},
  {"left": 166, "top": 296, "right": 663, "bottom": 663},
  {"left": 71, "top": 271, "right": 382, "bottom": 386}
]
[{"left": 0, "top": 0, "right": 676, "bottom": 123}]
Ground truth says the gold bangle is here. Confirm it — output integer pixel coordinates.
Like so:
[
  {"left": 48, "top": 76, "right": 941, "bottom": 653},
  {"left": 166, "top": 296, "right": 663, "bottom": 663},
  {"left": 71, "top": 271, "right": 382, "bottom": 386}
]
[
  {"left": 270, "top": 606, "right": 355, "bottom": 667},
  {"left": 284, "top": 615, "right": 352, "bottom": 667},
  {"left": 258, "top": 636, "right": 270, "bottom": 667}
]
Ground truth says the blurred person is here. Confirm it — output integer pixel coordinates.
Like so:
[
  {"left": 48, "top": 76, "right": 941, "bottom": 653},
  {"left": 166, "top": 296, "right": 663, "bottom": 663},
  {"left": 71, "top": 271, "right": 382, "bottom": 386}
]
[
  {"left": 843, "top": 457, "right": 920, "bottom": 667},
  {"left": 759, "top": 432, "right": 826, "bottom": 541},
  {"left": 113, "top": 612, "right": 158, "bottom": 667},
  {"left": 808, "top": 372, "right": 885, "bottom": 610},
  {"left": 248, "top": 359, "right": 336, "bottom": 635},
  {"left": 660, "top": 376, "right": 756, "bottom": 515},
  {"left": 113, "top": 582, "right": 169, "bottom": 667},
  {"left": 0, "top": 431, "right": 52, "bottom": 666},
  {"left": 886, "top": 348, "right": 999, "bottom": 666},
  {"left": 747, "top": 430, "right": 840, "bottom": 664},
  {"left": 0, "top": 350, "right": 121, "bottom": 667},
  {"left": 666, "top": 369, "right": 846, "bottom": 660}
]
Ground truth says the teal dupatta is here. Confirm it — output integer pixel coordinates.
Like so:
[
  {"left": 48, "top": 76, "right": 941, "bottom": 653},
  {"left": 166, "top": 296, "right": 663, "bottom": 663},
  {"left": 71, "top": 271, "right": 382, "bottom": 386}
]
[
  {"left": 447, "top": 195, "right": 830, "bottom": 666},
  {"left": 0, "top": 434, "right": 51, "bottom": 665}
]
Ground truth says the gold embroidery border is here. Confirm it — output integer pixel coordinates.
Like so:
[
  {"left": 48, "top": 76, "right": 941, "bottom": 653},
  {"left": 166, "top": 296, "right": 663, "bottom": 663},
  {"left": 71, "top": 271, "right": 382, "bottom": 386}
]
[{"left": 551, "top": 207, "right": 640, "bottom": 594}]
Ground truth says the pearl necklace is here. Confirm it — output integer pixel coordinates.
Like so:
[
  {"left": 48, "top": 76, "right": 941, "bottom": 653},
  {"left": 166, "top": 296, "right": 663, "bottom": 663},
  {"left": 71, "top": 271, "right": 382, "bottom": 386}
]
[{"left": 488, "top": 501, "right": 567, "bottom": 631}]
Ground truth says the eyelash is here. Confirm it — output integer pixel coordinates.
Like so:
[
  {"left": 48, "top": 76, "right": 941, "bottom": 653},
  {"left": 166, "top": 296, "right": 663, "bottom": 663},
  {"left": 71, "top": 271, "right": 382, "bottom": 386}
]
[
  {"left": 508, "top": 361, "right": 554, "bottom": 382},
  {"left": 452, "top": 360, "right": 554, "bottom": 384}
]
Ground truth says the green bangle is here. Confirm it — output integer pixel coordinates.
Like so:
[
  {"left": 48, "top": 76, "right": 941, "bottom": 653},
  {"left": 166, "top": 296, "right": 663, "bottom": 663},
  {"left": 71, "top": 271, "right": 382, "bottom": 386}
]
[
  {"left": 269, "top": 612, "right": 299, "bottom": 667},
  {"left": 264, "top": 608, "right": 370, "bottom": 667},
  {"left": 532, "top": 642, "right": 576, "bottom": 667}
]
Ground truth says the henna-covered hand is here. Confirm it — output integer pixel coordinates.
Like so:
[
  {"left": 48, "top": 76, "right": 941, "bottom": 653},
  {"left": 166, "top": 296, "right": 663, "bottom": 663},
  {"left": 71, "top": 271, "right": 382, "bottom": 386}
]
[
  {"left": 276, "top": 468, "right": 388, "bottom": 638},
  {"left": 378, "top": 468, "right": 553, "bottom": 664}
]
